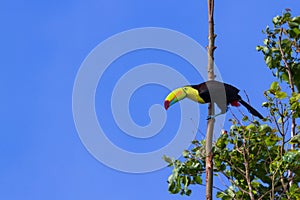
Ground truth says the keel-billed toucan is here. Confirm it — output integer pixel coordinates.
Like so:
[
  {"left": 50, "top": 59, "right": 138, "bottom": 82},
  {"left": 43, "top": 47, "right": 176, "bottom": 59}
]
[{"left": 164, "top": 80, "right": 264, "bottom": 119}]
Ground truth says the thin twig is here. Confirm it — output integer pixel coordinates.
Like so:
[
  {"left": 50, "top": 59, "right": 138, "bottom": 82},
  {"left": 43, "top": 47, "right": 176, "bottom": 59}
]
[
  {"left": 198, "top": 183, "right": 225, "bottom": 193},
  {"left": 278, "top": 27, "right": 296, "bottom": 187},
  {"left": 278, "top": 28, "right": 295, "bottom": 93},
  {"left": 242, "top": 133, "right": 255, "bottom": 200},
  {"left": 220, "top": 171, "right": 250, "bottom": 196},
  {"left": 243, "top": 90, "right": 255, "bottom": 121},
  {"left": 229, "top": 108, "right": 242, "bottom": 125}
]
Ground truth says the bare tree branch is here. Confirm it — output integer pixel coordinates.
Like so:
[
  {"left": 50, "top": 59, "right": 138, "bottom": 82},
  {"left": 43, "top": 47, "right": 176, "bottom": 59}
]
[{"left": 205, "top": 0, "right": 216, "bottom": 199}]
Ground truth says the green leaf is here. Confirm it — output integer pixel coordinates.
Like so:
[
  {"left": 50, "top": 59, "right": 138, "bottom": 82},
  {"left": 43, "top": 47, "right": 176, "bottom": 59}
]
[
  {"left": 275, "top": 91, "right": 287, "bottom": 99},
  {"left": 270, "top": 81, "right": 279, "bottom": 92},
  {"left": 283, "top": 151, "right": 298, "bottom": 163},
  {"left": 256, "top": 46, "right": 263, "bottom": 51},
  {"left": 265, "top": 133, "right": 281, "bottom": 146},
  {"left": 281, "top": 38, "right": 292, "bottom": 47},
  {"left": 183, "top": 175, "right": 190, "bottom": 188},
  {"left": 292, "top": 27, "right": 300, "bottom": 35},
  {"left": 283, "top": 12, "right": 291, "bottom": 20},
  {"left": 194, "top": 176, "right": 202, "bottom": 184},
  {"left": 252, "top": 181, "right": 260, "bottom": 188},
  {"left": 182, "top": 150, "right": 189, "bottom": 158},
  {"left": 185, "top": 189, "right": 192, "bottom": 196},
  {"left": 265, "top": 55, "right": 273, "bottom": 67},
  {"left": 163, "top": 155, "right": 173, "bottom": 164},
  {"left": 289, "top": 27, "right": 300, "bottom": 38},
  {"left": 273, "top": 15, "right": 281, "bottom": 25},
  {"left": 246, "top": 123, "right": 256, "bottom": 131},
  {"left": 227, "top": 186, "right": 235, "bottom": 197},
  {"left": 216, "top": 192, "right": 225, "bottom": 198},
  {"left": 290, "top": 134, "right": 300, "bottom": 144},
  {"left": 277, "top": 117, "right": 283, "bottom": 124},
  {"left": 288, "top": 21, "right": 300, "bottom": 29},
  {"left": 291, "top": 16, "right": 300, "bottom": 24},
  {"left": 168, "top": 181, "right": 176, "bottom": 193},
  {"left": 191, "top": 140, "right": 199, "bottom": 145},
  {"left": 281, "top": 72, "right": 289, "bottom": 82},
  {"left": 259, "top": 124, "right": 272, "bottom": 132},
  {"left": 262, "top": 102, "right": 269, "bottom": 107},
  {"left": 242, "top": 115, "right": 249, "bottom": 121}
]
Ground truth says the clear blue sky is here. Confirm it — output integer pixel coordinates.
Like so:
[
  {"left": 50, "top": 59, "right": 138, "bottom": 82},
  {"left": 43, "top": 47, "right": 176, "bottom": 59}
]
[{"left": 1, "top": 1, "right": 300, "bottom": 200}]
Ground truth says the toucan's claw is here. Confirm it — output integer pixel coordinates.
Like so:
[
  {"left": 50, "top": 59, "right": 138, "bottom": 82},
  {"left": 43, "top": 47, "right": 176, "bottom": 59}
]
[
  {"left": 206, "top": 115, "right": 214, "bottom": 120},
  {"left": 206, "top": 112, "right": 223, "bottom": 120}
]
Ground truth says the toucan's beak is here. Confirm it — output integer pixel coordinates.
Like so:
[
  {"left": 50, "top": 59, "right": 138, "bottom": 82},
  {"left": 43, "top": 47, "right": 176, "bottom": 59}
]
[{"left": 164, "top": 88, "right": 187, "bottom": 110}]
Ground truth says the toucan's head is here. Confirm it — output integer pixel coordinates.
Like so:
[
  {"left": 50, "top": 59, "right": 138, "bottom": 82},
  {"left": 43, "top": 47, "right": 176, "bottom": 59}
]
[{"left": 164, "top": 86, "right": 205, "bottom": 110}]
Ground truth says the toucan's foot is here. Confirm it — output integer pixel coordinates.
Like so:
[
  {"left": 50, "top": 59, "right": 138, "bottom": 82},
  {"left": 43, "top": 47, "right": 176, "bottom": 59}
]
[
  {"left": 206, "top": 112, "right": 224, "bottom": 120},
  {"left": 206, "top": 115, "right": 214, "bottom": 120}
]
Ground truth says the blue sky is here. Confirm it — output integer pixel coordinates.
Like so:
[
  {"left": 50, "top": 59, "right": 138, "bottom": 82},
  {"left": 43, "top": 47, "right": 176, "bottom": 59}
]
[{"left": 1, "top": 1, "right": 300, "bottom": 199}]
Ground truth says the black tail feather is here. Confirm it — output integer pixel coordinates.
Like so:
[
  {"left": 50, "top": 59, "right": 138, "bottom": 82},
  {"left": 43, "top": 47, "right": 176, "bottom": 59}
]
[{"left": 239, "top": 99, "right": 264, "bottom": 119}]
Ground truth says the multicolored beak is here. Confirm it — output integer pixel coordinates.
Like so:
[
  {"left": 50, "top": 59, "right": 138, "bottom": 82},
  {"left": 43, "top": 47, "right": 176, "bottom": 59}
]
[{"left": 164, "top": 88, "right": 187, "bottom": 110}]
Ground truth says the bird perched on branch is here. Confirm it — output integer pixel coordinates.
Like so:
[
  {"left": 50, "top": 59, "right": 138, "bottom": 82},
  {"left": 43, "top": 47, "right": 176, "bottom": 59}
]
[{"left": 164, "top": 80, "right": 264, "bottom": 119}]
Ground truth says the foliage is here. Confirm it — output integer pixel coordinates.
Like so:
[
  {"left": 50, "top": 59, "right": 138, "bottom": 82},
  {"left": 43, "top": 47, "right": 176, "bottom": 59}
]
[
  {"left": 164, "top": 11, "right": 300, "bottom": 200},
  {"left": 256, "top": 10, "right": 300, "bottom": 92},
  {"left": 163, "top": 145, "right": 205, "bottom": 196}
]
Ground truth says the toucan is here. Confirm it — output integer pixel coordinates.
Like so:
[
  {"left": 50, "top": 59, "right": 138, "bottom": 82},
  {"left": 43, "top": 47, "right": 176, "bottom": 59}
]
[{"left": 164, "top": 80, "right": 264, "bottom": 119}]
